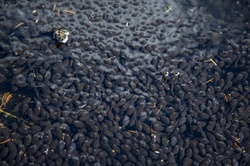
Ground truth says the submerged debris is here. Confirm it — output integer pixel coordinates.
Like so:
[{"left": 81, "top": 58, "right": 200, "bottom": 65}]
[{"left": 53, "top": 28, "right": 70, "bottom": 44}]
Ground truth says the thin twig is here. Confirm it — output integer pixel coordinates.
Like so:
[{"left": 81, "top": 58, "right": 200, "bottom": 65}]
[
  {"left": 63, "top": 9, "right": 76, "bottom": 14},
  {"left": 0, "top": 138, "right": 12, "bottom": 145},
  {"left": 14, "top": 22, "right": 24, "bottom": 29},
  {"left": 53, "top": 4, "right": 57, "bottom": 11},
  {"left": 203, "top": 78, "right": 214, "bottom": 84}
]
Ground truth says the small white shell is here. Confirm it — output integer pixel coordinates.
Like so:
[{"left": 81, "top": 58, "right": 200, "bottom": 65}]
[{"left": 53, "top": 29, "right": 70, "bottom": 43}]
